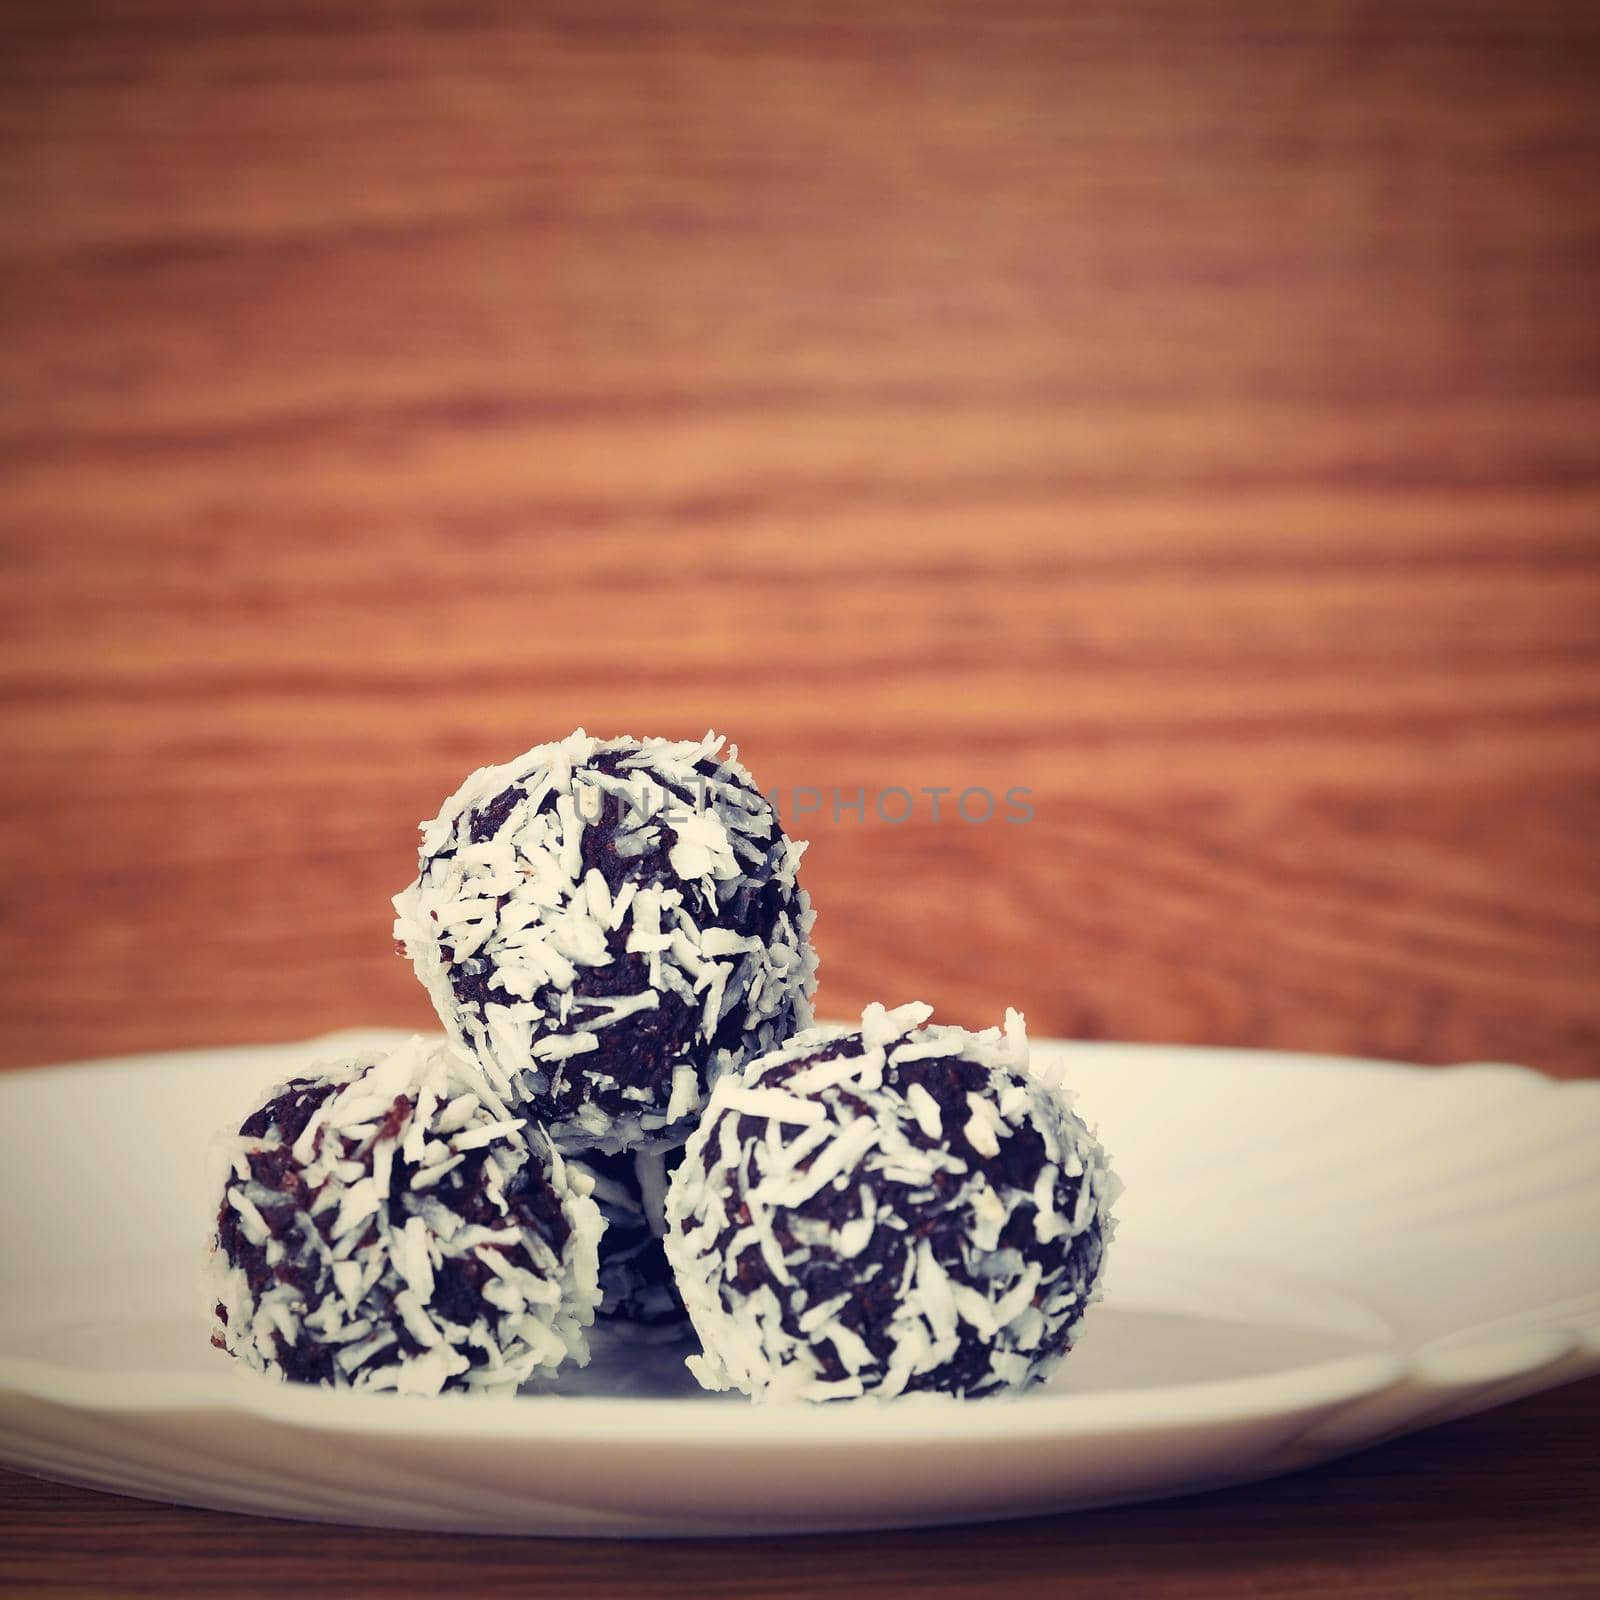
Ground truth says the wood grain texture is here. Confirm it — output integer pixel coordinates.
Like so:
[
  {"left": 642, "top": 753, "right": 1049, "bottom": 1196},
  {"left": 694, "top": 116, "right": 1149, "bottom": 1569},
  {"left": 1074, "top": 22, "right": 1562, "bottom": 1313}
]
[{"left": 1, "top": 0, "right": 1597, "bottom": 1591}]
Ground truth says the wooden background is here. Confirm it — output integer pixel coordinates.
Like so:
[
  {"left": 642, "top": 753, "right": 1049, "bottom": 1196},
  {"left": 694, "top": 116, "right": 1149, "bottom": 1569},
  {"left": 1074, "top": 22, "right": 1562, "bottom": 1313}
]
[{"left": 1, "top": 0, "right": 1597, "bottom": 1593}]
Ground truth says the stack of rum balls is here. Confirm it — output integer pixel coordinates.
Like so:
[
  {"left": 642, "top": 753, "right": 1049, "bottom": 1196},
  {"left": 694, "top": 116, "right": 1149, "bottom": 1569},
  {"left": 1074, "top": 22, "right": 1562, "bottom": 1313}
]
[{"left": 208, "top": 730, "right": 1117, "bottom": 1401}]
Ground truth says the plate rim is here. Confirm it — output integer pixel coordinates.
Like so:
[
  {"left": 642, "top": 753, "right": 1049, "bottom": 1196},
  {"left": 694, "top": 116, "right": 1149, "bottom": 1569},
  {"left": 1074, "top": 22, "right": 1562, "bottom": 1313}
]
[{"left": 0, "top": 1346, "right": 1413, "bottom": 1444}]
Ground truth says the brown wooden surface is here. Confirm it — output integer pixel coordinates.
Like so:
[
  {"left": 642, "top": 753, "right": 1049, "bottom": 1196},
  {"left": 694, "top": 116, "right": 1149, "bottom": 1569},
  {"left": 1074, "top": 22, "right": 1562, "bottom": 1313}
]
[{"left": 1, "top": 0, "right": 1598, "bottom": 1593}]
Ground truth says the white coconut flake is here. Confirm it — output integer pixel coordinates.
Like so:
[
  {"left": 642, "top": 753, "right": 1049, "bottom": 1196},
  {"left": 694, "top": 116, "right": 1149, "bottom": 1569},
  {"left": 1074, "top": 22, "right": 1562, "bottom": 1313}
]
[
  {"left": 904, "top": 1081, "right": 944, "bottom": 1141},
  {"left": 532, "top": 1031, "right": 599, "bottom": 1062},
  {"left": 449, "top": 1115, "right": 523, "bottom": 1152},
  {"left": 962, "top": 1093, "right": 1003, "bottom": 1158},
  {"left": 717, "top": 1085, "right": 828, "bottom": 1127},
  {"left": 574, "top": 990, "right": 660, "bottom": 1029}
]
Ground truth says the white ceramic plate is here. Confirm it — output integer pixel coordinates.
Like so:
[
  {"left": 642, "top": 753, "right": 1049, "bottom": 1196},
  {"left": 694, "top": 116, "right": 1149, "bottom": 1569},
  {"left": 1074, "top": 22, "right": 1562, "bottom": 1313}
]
[{"left": 1, "top": 1030, "right": 1597, "bottom": 1538}]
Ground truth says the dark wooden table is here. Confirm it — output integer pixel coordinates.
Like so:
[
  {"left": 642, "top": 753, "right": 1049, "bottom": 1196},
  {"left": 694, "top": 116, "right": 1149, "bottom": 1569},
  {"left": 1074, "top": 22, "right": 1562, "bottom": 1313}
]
[{"left": 2, "top": 1, "right": 1597, "bottom": 1593}]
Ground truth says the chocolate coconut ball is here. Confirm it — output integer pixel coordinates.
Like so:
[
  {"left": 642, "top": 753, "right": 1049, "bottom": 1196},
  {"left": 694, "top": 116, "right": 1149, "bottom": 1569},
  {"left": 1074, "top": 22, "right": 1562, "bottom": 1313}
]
[
  {"left": 664, "top": 1003, "right": 1115, "bottom": 1402},
  {"left": 393, "top": 730, "right": 817, "bottom": 1154},
  {"left": 209, "top": 1037, "right": 602, "bottom": 1396},
  {"left": 572, "top": 1143, "right": 690, "bottom": 1335}
]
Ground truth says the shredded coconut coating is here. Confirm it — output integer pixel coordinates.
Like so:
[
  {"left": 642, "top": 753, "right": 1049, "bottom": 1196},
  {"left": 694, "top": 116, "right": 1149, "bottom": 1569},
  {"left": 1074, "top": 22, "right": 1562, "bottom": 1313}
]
[
  {"left": 208, "top": 1036, "right": 603, "bottom": 1396},
  {"left": 664, "top": 1003, "right": 1117, "bottom": 1402},
  {"left": 393, "top": 729, "right": 817, "bottom": 1154},
  {"left": 569, "top": 1141, "right": 690, "bottom": 1337}
]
